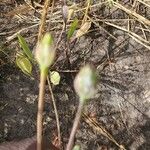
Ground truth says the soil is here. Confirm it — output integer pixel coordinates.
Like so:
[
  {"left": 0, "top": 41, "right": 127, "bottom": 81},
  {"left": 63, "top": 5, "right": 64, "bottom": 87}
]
[{"left": 0, "top": 0, "right": 150, "bottom": 150}]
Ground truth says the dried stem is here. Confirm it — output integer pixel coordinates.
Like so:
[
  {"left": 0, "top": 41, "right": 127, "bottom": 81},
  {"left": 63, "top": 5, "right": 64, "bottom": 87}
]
[
  {"left": 37, "top": 71, "right": 47, "bottom": 150},
  {"left": 66, "top": 101, "right": 84, "bottom": 150},
  {"left": 38, "top": 0, "right": 51, "bottom": 43}
]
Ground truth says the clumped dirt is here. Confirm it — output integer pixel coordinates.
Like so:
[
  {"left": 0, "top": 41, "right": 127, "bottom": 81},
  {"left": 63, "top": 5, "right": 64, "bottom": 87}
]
[{"left": 0, "top": 0, "right": 150, "bottom": 150}]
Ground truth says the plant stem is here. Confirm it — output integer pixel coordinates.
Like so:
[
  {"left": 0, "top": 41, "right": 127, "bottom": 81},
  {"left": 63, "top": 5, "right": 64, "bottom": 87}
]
[
  {"left": 37, "top": 70, "right": 47, "bottom": 150},
  {"left": 66, "top": 101, "right": 84, "bottom": 150},
  {"left": 47, "top": 76, "right": 61, "bottom": 147}
]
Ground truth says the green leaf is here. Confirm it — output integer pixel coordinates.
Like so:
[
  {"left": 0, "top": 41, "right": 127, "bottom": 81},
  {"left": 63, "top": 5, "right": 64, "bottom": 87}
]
[
  {"left": 17, "top": 34, "right": 33, "bottom": 61},
  {"left": 73, "top": 145, "right": 80, "bottom": 150},
  {"left": 16, "top": 54, "right": 32, "bottom": 76},
  {"left": 50, "top": 71, "right": 61, "bottom": 85},
  {"left": 67, "top": 18, "right": 78, "bottom": 40}
]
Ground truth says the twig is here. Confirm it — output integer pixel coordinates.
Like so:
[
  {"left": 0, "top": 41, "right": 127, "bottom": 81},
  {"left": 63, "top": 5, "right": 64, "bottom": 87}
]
[
  {"left": 137, "top": 0, "right": 150, "bottom": 9},
  {"left": 82, "top": 113, "right": 126, "bottom": 150},
  {"left": 6, "top": 24, "right": 38, "bottom": 42},
  {"left": 47, "top": 0, "right": 55, "bottom": 31},
  {"left": 114, "top": 2, "right": 150, "bottom": 26},
  {"left": 37, "top": 0, "right": 51, "bottom": 44},
  {"left": 105, "top": 22, "right": 150, "bottom": 50},
  {"left": 83, "top": 13, "right": 117, "bottom": 40},
  {"left": 81, "top": 0, "right": 91, "bottom": 25}
]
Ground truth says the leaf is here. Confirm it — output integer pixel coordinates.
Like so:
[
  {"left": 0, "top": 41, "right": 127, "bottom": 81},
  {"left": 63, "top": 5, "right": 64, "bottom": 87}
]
[
  {"left": 75, "top": 21, "right": 91, "bottom": 38},
  {"left": 73, "top": 145, "right": 80, "bottom": 150},
  {"left": 16, "top": 54, "right": 32, "bottom": 76},
  {"left": 67, "top": 8, "right": 74, "bottom": 21},
  {"left": 17, "top": 34, "right": 33, "bottom": 61},
  {"left": 50, "top": 71, "right": 61, "bottom": 85},
  {"left": 67, "top": 18, "right": 78, "bottom": 40}
]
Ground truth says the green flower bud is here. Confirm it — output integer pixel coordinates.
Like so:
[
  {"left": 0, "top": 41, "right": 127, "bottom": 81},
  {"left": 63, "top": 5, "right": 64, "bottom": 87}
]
[
  {"left": 35, "top": 33, "right": 55, "bottom": 71},
  {"left": 74, "top": 64, "right": 97, "bottom": 102}
]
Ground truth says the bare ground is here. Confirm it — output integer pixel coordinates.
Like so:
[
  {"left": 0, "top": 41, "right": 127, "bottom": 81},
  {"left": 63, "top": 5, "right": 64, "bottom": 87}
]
[{"left": 0, "top": 0, "right": 150, "bottom": 150}]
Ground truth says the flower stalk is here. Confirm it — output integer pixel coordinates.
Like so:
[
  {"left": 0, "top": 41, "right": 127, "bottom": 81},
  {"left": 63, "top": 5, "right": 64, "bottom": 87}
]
[{"left": 35, "top": 33, "right": 55, "bottom": 150}]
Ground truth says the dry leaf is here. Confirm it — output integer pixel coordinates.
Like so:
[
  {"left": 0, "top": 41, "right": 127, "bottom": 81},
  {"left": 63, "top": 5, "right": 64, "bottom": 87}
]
[{"left": 75, "top": 21, "right": 91, "bottom": 38}]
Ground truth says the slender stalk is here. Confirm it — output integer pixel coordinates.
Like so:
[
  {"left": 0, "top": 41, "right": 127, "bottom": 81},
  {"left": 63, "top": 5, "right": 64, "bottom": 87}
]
[
  {"left": 47, "top": 76, "right": 61, "bottom": 147},
  {"left": 37, "top": 70, "right": 47, "bottom": 150},
  {"left": 66, "top": 101, "right": 84, "bottom": 150}
]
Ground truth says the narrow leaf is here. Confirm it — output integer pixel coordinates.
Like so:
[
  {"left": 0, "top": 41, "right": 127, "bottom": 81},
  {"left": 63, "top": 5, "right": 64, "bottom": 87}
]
[
  {"left": 67, "top": 18, "right": 78, "bottom": 40},
  {"left": 16, "top": 54, "right": 32, "bottom": 76},
  {"left": 75, "top": 21, "right": 91, "bottom": 38},
  {"left": 50, "top": 71, "right": 61, "bottom": 85},
  {"left": 17, "top": 34, "right": 33, "bottom": 60}
]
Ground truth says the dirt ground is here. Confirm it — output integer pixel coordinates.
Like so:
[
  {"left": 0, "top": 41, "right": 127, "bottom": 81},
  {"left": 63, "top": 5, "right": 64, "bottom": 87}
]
[{"left": 0, "top": 0, "right": 150, "bottom": 150}]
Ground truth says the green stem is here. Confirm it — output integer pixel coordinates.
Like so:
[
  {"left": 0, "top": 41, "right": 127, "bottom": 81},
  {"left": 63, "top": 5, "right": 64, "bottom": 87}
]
[
  {"left": 66, "top": 101, "right": 84, "bottom": 150},
  {"left": 37, "top": 69, "right": 47, "bottom": 150}
]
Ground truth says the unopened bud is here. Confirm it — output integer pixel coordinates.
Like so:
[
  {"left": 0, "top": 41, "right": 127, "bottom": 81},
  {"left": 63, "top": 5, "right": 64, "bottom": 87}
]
[
  {"left": 62, "top": 5, "right": 69, "bottom": 23},
  {"left": 35, "top": 33, "right": 55, "bottom": 71},
  {"left": 74, "top": 64, "right": 97, "bottom": 102}
]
